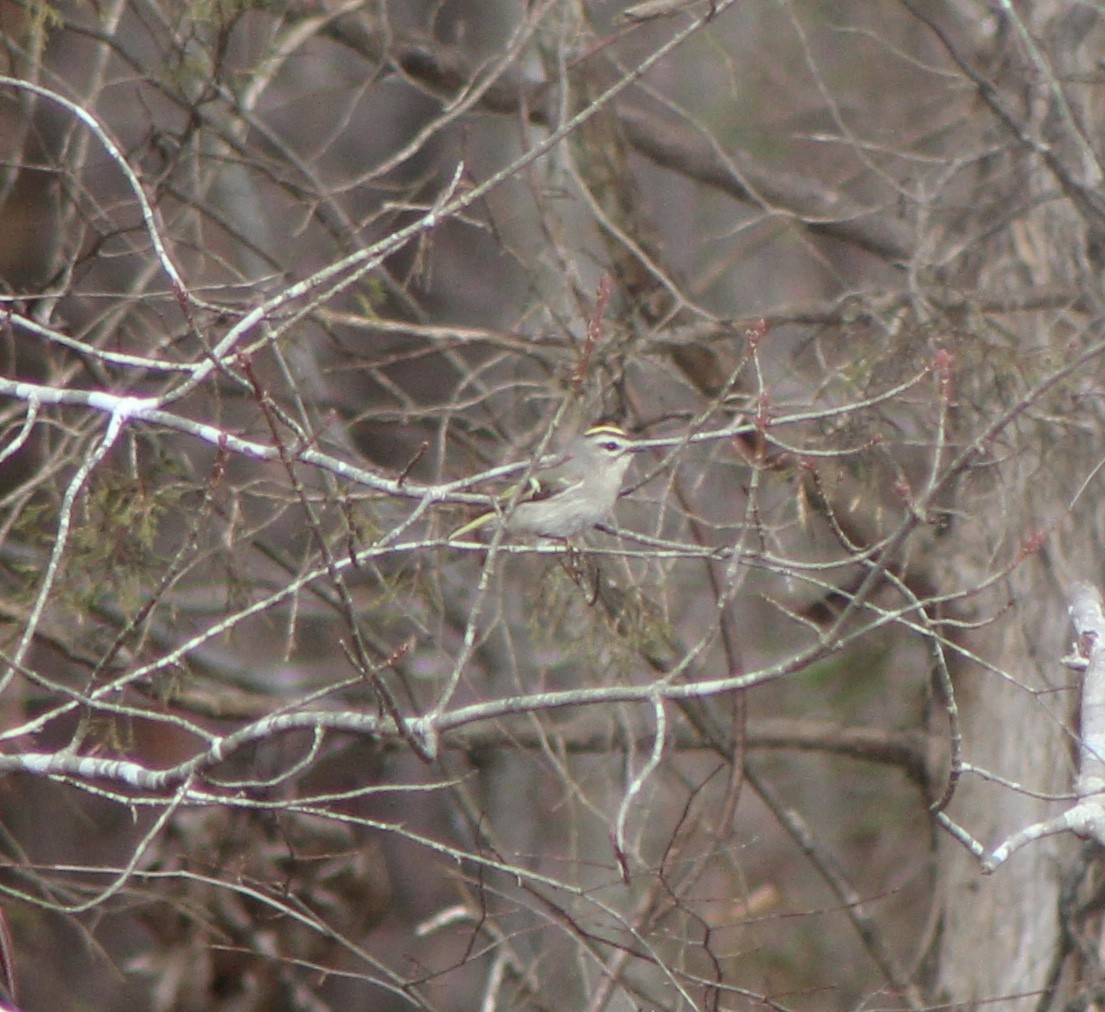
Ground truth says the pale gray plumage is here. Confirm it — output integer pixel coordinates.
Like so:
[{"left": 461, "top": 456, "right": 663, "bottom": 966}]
[{"left": 451, "top": 423, "right": 636, "bottom": 540}]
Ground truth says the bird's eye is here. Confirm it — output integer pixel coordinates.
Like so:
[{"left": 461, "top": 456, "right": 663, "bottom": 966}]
[{"left": 601, "top": 441, "right": 619, "bottom": 452}]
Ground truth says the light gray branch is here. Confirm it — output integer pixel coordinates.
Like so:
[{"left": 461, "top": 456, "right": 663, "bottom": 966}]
[{"left": 983, "top": 581, "right": 1105, "bottom": 872}]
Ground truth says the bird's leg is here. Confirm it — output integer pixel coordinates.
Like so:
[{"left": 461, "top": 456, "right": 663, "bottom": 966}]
[{"left": 559, "top": 542, "right": 600, "bottom": 604}]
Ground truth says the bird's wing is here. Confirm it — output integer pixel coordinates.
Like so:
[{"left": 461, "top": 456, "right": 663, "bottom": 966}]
[{"left": 449, "top": 475, "right": 550, "bottom": 539}]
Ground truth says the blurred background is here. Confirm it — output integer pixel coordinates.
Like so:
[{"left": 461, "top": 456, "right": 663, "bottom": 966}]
[{"left": 1, "top": 1, "right": 1104, "bottom": 1009}]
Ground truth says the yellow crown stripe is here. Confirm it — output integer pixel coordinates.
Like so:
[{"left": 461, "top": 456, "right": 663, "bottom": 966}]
[{"left": 584, "top": 423, "right": 628, "bottom": 438}]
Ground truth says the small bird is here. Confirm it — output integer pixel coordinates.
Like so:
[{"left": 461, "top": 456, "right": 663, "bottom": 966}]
[
  {"left": 618, "top": 0, "right": 716, "bottom": 23},
  {"left": 450, "top": 422, "right": 638, "bottom": 540}
]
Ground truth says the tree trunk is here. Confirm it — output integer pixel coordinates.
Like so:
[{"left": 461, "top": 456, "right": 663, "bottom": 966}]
[{"left": 926, "top": 3, "right": 1105, "bottom": 1003}]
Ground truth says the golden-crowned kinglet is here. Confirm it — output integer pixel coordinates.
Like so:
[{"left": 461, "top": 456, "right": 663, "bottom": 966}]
[{"left": 451, "top": 422, "right": 638, "bottom": 540}]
